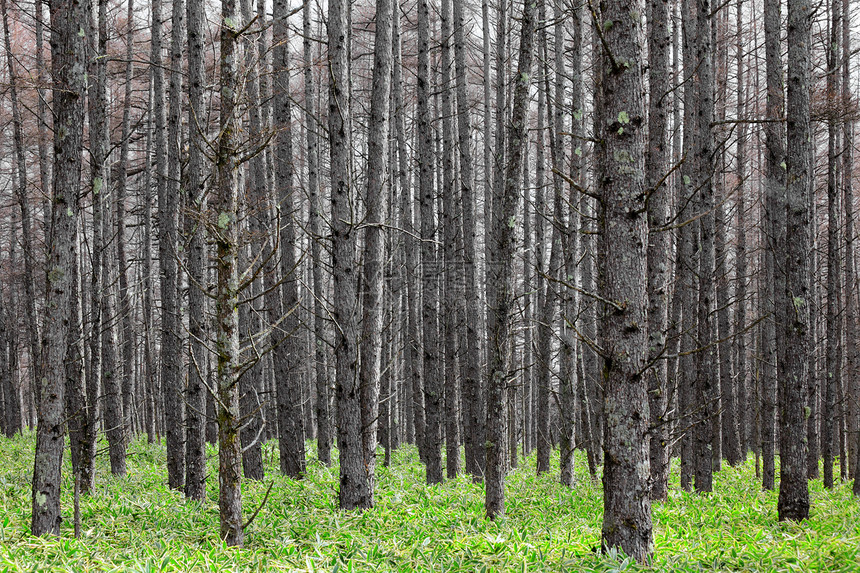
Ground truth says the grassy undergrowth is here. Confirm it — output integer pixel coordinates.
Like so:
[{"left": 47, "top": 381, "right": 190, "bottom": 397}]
[{"left": 1, "top": 432, "right": 859, "bottom": 571}]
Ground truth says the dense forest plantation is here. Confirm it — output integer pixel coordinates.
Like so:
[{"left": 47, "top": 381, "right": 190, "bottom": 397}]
[{"left": 1, "top": 0, "right": 860, "bottom": 566}]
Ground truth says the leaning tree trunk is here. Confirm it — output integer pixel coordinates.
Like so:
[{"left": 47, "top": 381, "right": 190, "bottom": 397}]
[
  {"left": 32, "top": 0, "right": 86, "bottom": 534},
  {"left": 777, "top": 0, "right": 811, "bottom": 521},
  {"left": 595, "top": 0, "right": 654, "bottom": 558}
]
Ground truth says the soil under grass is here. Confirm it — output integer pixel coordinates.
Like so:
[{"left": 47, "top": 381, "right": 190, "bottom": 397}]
[{"left": 1, "top": 432, "right": 858, "bottom": 571}]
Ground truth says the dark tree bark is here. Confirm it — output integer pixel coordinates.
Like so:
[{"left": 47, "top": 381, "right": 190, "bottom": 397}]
[
  {"left": 237, "top": 0, "right": 265, "bottom": 483},
  {"left": 417, "top": 0, "right": 443, "bottom": 485},
  {"left": 117, "top": 0, "right": 137, "bottom": 446},
  {"left": 646, "top": 0, "right": 672, "bottom": 499},
  {"left": 734, "top": 0, "right": 749, "bottom": 461},
  {"left": 216, "top": 0, "right": 244, "bottom": 545},
  {"left": 486, "top": 0, "right": 538, "bottom": 520},
  {"left": 453, "top": 0, "right": 484, "bottom": 481},
  {"left": 762, "top": 0, "right": 785, "bottom": 493},
  {"left": 185, "top": 0, "right": 207, "bottom": 501},
  {"left": 824, "top": 0, "right": 842, "bottom": 490},
  {"left": 271, "top": 0, "right": 306, "bottom": 480},
  {"left": 595, "top": 0, "right": 653, "bottom": 558},
  {"left": 358, "top": 0, "right": 393, "bottom": 497},
  {"left": 777, "top": 0, "right": 812, "bottom": 521},
  {"left": 329, "top": 0, "right": 367, "bottom": 510},
  {"left": 32, "top": 0, "right": 86, "bottom": 533},
  {"left": 304, "top": 0, "right": 330, "bottom": 467},
  {"left": 439, "top": 0, "right": 461, "bottom": 481},
  {"left": 1, "top": 0, "right": 40, "bottom": 406},
  {"left": 154, "top": 0, "right": 185, "bottom": 489},
  {"left": 690, "top": 0, "right": 716, "bottom": 494}
]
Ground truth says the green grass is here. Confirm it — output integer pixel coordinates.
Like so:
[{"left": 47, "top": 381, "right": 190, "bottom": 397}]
[{"left": 1, "top": 432, "right": 859, "bottom": 571}]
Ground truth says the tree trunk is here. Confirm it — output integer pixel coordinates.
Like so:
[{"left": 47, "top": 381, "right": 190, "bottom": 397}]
[
  {"left": 304, "top": 0, "right": 330, "bottom": 467},
  {"left": 216, "top": 0, "right": 244, "bottom": 544},
  {"left": 32, "top": 0, "right": 86, "bottom": 533},
  {"left": 358, "top": 0, "right": 393, "bottom": 498},
  {"left": 117, "top": 0, "right": 137, "bottom": 446},
  {"left": 595, "top": 0, "right": 653, "bottom": 557},
  {"left": 417, "top": 0, "right": 443, "bottom": 485},
  {"left": 777, "top": 0, "right": 812, "bottom": 521},
  {"left": 762, "top": 0, "right": 785, "bottom": 492},
  {"left": 486, "top": 0, "right": 538, "bottom": 520},
  {"left": 329, "top": 0, "right": 366, "bottom": 510},
  {"left": 453, "top": 0, "right": 484, "bottom": 480},
  {"left": 646, "top": 0, "right": 671, "bottom": 499},
  {"left": 185, "top": 0, "right": 207, "bottom": 500},
  {"left": 734, "top": 0, "right": 749, "bottom": 461},
  {"left": 154, "top": 0, "right": 185, "bottom": 490}
]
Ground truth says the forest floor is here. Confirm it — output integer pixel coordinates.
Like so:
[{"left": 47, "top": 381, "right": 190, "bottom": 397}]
[{"left": 0, "top": 432, "right": 859, "bottom": 571}]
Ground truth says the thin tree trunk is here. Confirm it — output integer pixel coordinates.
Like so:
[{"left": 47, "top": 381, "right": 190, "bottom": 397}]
[
  {"left": 734, "top": 0, "right": 749, "bottom": 461},
  {"left": 417, "top": 0, "right": 443, "bottom": 485},
  {"left": 646, "top": 0, "right": 671, "bottom": 499},
  {"left": 762, "top": 0, "right": 785, "bottom": 492},
  {"left": 117, "top": 0, "right": 137, "bottom": 448},
  {"left": 1, "top": 0, "right": 40, "bottom": 404},
  {"left": 185, "top": 0, "right": 207, "bottom": 500},
  {"left": 329, "top": 0, "right": 365, "bottom": 510},
  {"left": 304, "top": 0, "right": 330, "bottom": 467},
  {"left": 453, "top": 0, "right": 484, "bottom": 480},
  {"left": 155, "top": 0, "right": 185, "bottom": 490}
]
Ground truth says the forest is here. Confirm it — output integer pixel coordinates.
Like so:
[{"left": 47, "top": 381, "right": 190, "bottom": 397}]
[{"left": 0, "top": 0, "right": 859, "bottom": 566}]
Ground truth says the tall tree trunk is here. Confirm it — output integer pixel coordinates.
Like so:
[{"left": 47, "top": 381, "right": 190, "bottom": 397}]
[
  {"left": 32, "top": 0, "right": 86, "bottom": 533},
  {"left": 843, "top": 0, "right": 860, "bottom": 484},
  {"left": 734, "top": 0, "right": 749, "bottom": 461},
  {"left": 486, "top": 0, "right": 538, "bottom": 520},
  {"left": 418, "top": 0, "right": 442, "bottom": 485},
  {"left": 304, "top": 0, "right": 330, "bottom": 467},
  {"left": 185, "top": 0, "right": 207, "bottom": 500},
  {"left": 237, "top": 0, "right": 265, "bottom": 482},
  {"left": 329, "top": 0, "right": 365, "bottom": 510},
  {"left": 216, "top": 0, "right": 244, "bottom": 545},
  {"left": 117, "top": 0, "right": 137, "bottom": 447},
  {"left": 646, "top": 0, "right": 671, "bottom": 499},
  {"left": 762, "top": 0, "right": 786, "bottom": 492},
  {"left": 454, "top": 0, "right": 484, "bottom": 480},
  {"left": 691, "top": 0, "right": 716, "bottom": 494},
  {"left": 1, "top": 0, "right": 40, "bottom": 404},
  {"left": 89, "top": 0, "right": 126, "bottom": 476},
  {"left": 358, "top": 0, "right": 393, "bottom": 498},
  {"left": 778, "top": 0, "right": 811, "bottom": 520},
  {"left": 155, "top": 0, "right": 184, "bottom": 490},
  {"left": 595, "top": 0, "right": 653, "bottom": 556},
  {"left": 824, "top": 0, "right": 842, "bottom": 490}
]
